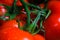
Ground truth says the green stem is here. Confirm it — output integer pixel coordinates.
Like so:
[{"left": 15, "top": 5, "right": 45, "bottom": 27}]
[
  {"left": 32, "top": 29, "right": 40, "bottom": 35},
  {"left": 10, "top": 0, "right": 17, "bottom": 14},
  {"left": 31, "top": 12, "right": 41, "bottom": 33},
  {"left": 30, "top": 19, "right": 38, "bottom": 27},
  {"left": 45, "top": 10, "right": 51, "bottom": 19},
  {"left": 40, "top": 20, "right": 43, "bottom": 29},
  {"left": 16, "top": 20, "right": 23, "bottom": 30},
  {"left": 30, "top": 10, "right": 39, "bottom": 14},
  {"left": 27, "top": 3, "right": 42, "bottom": 10},
  {"left": 16, "top": 20, "right": 20, "bottom": 28},
  {"left": 20, "top": 0, "right": 30, "bottom": 26},
  {"left": 27, "top": 11, "right": 41, "bottom": 33}
]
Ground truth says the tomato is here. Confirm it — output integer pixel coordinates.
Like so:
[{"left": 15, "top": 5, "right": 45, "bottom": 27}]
[
  {"left": 0, "top": 0, "right": 14, "bottom": 6},
  {"left": 0, "top": 0, "right": 28, "bottom": 6},
  {"left": 0, "top": 20, "right": 6, "bottom": 29},
  {"left": 0, "top": 6, "right": 7, "bottom": 16},
  {"left": 1, "top": 20, "right": 26, "bottom": 29},
  {"left": 33, "top": 34, "right": 45, "bottom": 40},
  {"left": 0, "top": 27, "right": 34, "bottom": 40},
  {"left": 43, "top": 13, "right": 60, "bottom": 40},
  {"left": 43, "top": 1, "right": 60, "bottom": 40},
  {"left": 47, "top": 1, "right": 60, "bottom": 13}
]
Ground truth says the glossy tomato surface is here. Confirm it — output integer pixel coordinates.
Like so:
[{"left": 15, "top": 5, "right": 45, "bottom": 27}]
[
  {"left": 0, "top": 0, "right": 28, "bottom": 6},
  {"left": 0, "top": 27, "right": 34, "bottom": 40},
  {"left": 43, "top": 13, "right": 60, "bottom": 40},
  {"left": 43, "top": 1, "right": 60, "bottom": 40},
  {"left": 33, "top": 34, "right": 45, "bottom": 40},
  {"left": 0, "top": 20, "right": 6, "bottom": 30},
  {"left": 1, "top": 20, "right": 26, "bottom": 29},
  {"left": 0, "top": 6, "right": 7, "bottom": 16},
  {"left": 47, "top": 1, "right": 60, "bottom": 12}
]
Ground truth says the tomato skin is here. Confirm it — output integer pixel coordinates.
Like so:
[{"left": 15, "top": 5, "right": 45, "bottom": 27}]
[
  {"left": 0, "top": 0, "right": 14, "bottom": 6},
  {"left": 47, "top": 1, "right": 60, "bottom": 13},
  {"left": 0, "top": 6, "right": 7, "bottom": 16},
  {"left": 0, "top": 0, "right": 28, "bottom": 6},
  {"left": 1, "top": 20, "right": 26, "bottom": 29},
  {"left": 43, "top": 1, "right": 60, "bottom": 40},
  {"left": 0, "top": 27, "right": 34, "bottom": 40},
  {"left": 43, "top": 13, "right": 60, "bottom": 40},
  {"left": 0, "top": 20, "right": 6, "bottom": 29},
  {"left": 33, "top": 34, "right": 45, "bottom": 40}
]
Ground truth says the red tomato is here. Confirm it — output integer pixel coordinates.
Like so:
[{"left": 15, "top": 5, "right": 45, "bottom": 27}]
[
  {"left": 47, "top": 1, "right": 60, "bottom": 13},
  {"left": 43, "top": 13, "right": 60, "bottom": 40},
  {"left": 33, "top": 34, "right": 45, "bottom": 40},
  {"left": 0, "top": 6, "right": 7, "bottom": 16},
  {"left": 0, "top": 0, "right": 28, "bottom": 6},
  {"left": 0, "top": 0, "right": 14, "bottom": 6},
  {"left": 0, "top": 27, "right": 34, "bottom": 40},
  {"left": 0, "top": 20, "right": 6, "bottom": 29},
  {"left": 1, "top": 20, "right": 26, "bottom": 29},
  {"left": 43, "top": 1, "right": 60, "bottom": 40}
]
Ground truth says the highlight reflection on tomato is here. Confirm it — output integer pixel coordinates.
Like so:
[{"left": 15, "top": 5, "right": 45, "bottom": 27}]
[
  {"left": 43, "top": 1, "right": 60, "bottom": 40},
  {"left": 1, "top": 20, "right": 26, "bottom": 29},
  {"left": 0, "top": 6, "right": 7, "bottom": 16},
  {"left": 0, "top": 27, "right": 34, "bottom": 40}
]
